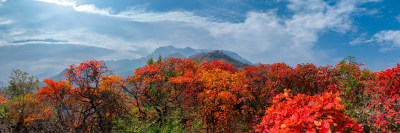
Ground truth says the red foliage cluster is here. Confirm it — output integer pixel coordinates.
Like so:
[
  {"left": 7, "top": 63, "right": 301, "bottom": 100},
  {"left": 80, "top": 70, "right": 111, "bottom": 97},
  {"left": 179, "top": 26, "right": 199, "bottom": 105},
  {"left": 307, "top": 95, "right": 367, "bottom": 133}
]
[
  {"left": 36, "top": 79, "right": 72, "bottom": 104},
  {"left": 369, "top": 63, "right": 400, "bottom": 132},
  {"left": 199, "top": 60, "right": 237, "bottom": 73},
  {"left": 36, "top": 60, "right": 126, "bottom": 132},
  {"left": 0, "top": 93, "right": 7, "bottom": 105},
  {"left": 256, "top": 89, "right": 363, "bottom": 133}
]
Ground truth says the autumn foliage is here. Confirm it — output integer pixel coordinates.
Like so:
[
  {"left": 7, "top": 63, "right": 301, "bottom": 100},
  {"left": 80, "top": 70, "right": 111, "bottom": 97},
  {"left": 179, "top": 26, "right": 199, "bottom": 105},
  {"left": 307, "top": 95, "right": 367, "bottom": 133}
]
[
  {"left": 197, "top": 61, "right": 242, "bottom": 132},
  {"left": 1, "top": 57, "right": 400, "bottom": 132},
  {"left": 368, "top": 63, "right": 400, "bottom": 132},
  {"left": 255, "top": 89, "right": 363, "bottom": 133}
]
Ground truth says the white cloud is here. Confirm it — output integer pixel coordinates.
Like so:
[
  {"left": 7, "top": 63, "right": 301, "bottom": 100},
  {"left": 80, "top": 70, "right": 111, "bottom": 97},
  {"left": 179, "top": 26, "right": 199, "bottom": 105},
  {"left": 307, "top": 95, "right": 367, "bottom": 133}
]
[
  {"left": 350, "top": 30, "right": 400, "bottom": 52},
  {"left": 0, "top": 19, "right": 12, "bottom": 25},
  {"left": 74, "top": 4, "right": 112, "bottom": 16},
  {"left": 32, "top": 0, "right": 377, "bottom": 65},
  {"left": 36, "top": 0, "right": 75, "bottom": 6},
  {"left": 37, "top": 0, "right": 112, "bottom": 16},
  {"left": 6, "top": 28, "right": 148, "bottom": 59},
  {"left": 373, "top": 30, "right": 400, "bottom": 51},
  {"left": 0, "top": 17, "right": 13, "bottom": 25},
  {"left": 116, "top": 10, "right": 209, "bottom": 23},
  {"left": 200, "top": 0, "right": 370, "bottom": 64},
  {"left": 349, "top": 37, "right": 367, "bottom": 46},
  {"left": 36, "top": 0, "right": 208, "bottom": 23}
]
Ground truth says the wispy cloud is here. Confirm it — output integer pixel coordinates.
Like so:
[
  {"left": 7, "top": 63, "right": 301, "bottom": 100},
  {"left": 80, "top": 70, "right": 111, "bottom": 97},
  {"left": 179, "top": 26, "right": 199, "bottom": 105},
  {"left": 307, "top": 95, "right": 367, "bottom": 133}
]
[
  {"left": 37, "top": 0, "right": 112, "bottom": 15},
  {"left": 36, "top": 0, "right": 74, "bottom": 6},
  {"left": 0, "top": 19, "right": 12, "bottom": 25},
  {"left": 350, "top": 30, "right": 400, "bottom": 52},
  {"left": 36, "top": 0, "right": 209, "bottom": 23},
  {"left": 0, "top": 17, "right": 12, "bottom": 25},
  {"left": 8, "top": 28, "right": 142, "bottom": 55},
  {"left": 373, "top": 30, "right": 400, "bottom": 51}
]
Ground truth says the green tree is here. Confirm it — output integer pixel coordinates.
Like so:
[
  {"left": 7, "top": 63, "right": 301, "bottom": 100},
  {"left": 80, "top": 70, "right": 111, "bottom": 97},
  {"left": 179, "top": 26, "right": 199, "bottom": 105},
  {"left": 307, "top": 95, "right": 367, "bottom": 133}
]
[
  {"left": 147, "top": 57, "right": 155, "bottom": 65},
  {"left": 2, "top": 69, "right": 39, "bottom": 99}
]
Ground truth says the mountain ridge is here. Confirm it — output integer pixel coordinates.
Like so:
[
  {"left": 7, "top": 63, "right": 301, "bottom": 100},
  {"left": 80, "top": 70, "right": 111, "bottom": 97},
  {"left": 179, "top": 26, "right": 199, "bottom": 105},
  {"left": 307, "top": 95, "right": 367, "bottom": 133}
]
[
  {"left": 51, "top": 45, "right": 252, "bottom": 81},
  {"left": 190, "top": 50, "right": 250, "bottom": 68}
]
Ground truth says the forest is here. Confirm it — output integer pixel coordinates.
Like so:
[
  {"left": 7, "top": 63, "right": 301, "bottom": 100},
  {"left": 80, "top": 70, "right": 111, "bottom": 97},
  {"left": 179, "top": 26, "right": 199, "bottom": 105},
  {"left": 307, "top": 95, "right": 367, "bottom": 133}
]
[{"left": 0, "top": 56, "right": 399, "bottom": 133}]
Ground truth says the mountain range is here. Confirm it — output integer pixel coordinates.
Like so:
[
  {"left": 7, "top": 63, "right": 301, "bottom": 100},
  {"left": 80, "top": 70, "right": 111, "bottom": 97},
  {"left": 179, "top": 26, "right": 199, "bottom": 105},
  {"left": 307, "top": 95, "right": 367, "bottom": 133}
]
[
  {"left": 51, "top": 45, "right": 252, "bottom": 81},
  {"left": 190, "top": 50, "right": 250, "bottom": 68}
]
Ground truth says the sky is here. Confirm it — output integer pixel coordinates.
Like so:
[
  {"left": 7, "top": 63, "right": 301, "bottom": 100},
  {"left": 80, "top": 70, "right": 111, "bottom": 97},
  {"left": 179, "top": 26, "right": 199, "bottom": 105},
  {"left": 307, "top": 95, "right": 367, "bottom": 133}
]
[{"left": 1, "top": 0, "right": 400, "bottom": 80}]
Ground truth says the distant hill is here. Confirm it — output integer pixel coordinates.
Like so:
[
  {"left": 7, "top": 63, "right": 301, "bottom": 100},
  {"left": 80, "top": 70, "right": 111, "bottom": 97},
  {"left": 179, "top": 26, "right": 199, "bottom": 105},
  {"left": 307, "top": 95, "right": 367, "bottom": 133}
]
[
  {"left": 148, "top": 45, "right": 253, "bottom": 65},
  {"left": 190, "top": 50, "right": 250, "bottom": 68},
  {"left": 51, "top": 45, "right": 252, "bottom": 80},
  {"left": 101, "top": 45, "right": 252, "bottom": 77}
]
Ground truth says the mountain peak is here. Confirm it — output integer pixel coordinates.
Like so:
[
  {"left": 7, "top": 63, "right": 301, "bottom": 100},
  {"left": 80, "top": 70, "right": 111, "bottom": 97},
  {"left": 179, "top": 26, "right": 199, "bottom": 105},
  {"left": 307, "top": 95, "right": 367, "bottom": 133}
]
[
  {"left": 190, "top": 50, "right": 250, "bottom": 68},
  {"left": 51, "top": 46, "right": 252, "bottom": 81},
  {"left": 150, "top": 45, "right": 198, "bottom": 58}
]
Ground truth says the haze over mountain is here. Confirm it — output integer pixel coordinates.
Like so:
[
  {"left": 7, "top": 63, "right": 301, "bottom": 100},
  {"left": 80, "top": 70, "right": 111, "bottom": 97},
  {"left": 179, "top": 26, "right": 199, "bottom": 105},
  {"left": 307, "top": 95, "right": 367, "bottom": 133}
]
[
  {"left": 0, "top": 44, "right": 119, "bottom": 82},
  {"left": 49, "top": 45, "right": 252, "bottom": 81}
]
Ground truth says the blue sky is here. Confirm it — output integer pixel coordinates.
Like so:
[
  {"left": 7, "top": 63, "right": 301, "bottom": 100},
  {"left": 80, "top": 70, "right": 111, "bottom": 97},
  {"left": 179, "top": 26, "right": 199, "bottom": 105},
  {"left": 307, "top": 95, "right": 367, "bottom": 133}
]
[{"left": 0, "top": 0, "right": 400, "bottom": 80}]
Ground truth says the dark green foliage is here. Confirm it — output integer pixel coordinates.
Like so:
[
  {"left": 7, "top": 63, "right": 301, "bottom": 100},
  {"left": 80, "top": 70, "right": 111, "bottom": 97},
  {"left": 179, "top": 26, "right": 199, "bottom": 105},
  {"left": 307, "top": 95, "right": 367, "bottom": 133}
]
[
  {"left": 336, "top": 56, "right": 375, "bottom": 131},
  {"left": 147, "top": 57, "right": 155, "bottom": 65},
  {"left": 112, "top": 109, "right": 189, "bottom": 133}
]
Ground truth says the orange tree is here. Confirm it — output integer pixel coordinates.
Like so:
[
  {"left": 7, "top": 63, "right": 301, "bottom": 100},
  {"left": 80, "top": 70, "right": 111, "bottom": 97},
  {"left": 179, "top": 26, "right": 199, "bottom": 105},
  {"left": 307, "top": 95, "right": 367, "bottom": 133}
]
[
  {"left": 6, "top": 94, "right": 53, "bottom": 132},
  {"left": 37, "top": 76, "right": 128, "bottom": 132},
  {"left": 98, "top": 75, "right": 128, "bottom": 128},
  {"left": 255, "top": 89, "right": 363, "bottom": 133},
  {"left": 0, "top": 70, "right": 46, "bottom": 132},
  {"left": 62, "top": 60, "right": 126, "bottom": 132},
  {"left": 197, "top": 61, "right": 242, "bottom": 132},
  {"left": 0, "top": 93, "right": 7, "bottom": 106},
  {"left": 36, "top": 79, "right": 76, "bottom": 131},
  {"left": 0, "top": 93, "right": 7, "bottom": 126}
]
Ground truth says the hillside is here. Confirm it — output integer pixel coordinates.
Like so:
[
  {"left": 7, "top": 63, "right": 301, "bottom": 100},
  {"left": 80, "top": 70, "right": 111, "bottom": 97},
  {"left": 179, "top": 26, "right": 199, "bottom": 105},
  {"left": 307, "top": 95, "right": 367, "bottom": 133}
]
[{"left": 190, "top": 50, "right": 250, "bottom": 68}]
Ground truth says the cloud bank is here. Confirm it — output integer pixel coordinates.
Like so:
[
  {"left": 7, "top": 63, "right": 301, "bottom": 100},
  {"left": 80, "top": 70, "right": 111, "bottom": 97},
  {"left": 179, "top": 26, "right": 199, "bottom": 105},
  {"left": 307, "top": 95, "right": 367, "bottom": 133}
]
[{"left": 29, "top": 0, "right": 378, "bottom": 65}]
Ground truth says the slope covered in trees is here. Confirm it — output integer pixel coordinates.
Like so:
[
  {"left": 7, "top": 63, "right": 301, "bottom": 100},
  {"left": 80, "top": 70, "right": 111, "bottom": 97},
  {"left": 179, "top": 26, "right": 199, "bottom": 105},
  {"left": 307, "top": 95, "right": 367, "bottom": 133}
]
[{"left": 0, "top": 57, "right": 399, "bottom": 132}]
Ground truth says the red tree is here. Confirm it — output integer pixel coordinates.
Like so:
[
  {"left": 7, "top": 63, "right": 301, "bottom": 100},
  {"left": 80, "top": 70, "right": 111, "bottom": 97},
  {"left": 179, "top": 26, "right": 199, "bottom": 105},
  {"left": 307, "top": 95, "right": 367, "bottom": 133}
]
[{"left": 255, "top": 89, "right": 363, "bottom": 133}]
